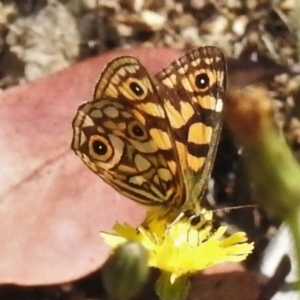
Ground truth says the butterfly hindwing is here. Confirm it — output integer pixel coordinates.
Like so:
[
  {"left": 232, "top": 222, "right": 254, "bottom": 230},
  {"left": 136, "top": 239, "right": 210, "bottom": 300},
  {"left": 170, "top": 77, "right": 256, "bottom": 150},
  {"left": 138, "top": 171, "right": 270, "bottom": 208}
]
[{"left": 72, "top": 57, "right": 184, "bottom": 206}]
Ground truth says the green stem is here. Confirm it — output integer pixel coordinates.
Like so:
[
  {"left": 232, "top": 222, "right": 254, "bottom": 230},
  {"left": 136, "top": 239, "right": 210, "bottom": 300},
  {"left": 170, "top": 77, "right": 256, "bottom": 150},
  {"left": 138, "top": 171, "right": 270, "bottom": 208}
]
[
  {"left": 155, "top": 272, "right": 190, "bottom": 300},
  {"left": 243, "top": 124, "right": 300, "bottom": 218},
  {"left": 286, "top": 210, "right": 300, "bottom": 292}
]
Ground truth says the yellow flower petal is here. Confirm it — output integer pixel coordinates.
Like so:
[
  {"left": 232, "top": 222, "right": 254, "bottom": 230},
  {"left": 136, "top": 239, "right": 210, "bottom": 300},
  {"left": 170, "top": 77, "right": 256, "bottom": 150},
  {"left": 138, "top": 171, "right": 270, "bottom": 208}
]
[{"left": 100, "top": 208, "right": 254, "bottom": 283}]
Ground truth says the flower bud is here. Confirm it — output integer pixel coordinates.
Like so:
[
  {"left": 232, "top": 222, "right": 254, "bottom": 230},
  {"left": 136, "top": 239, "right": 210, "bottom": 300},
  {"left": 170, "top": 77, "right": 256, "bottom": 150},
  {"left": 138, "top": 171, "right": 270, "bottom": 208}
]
[{"left": 102, "top": 241, "right": 149, "bottom": 300}]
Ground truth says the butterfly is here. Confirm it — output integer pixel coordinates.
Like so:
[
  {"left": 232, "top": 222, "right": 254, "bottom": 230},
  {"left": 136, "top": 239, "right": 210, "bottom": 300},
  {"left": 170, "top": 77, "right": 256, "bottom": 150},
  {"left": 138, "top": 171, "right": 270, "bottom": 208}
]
[{"left": 71, "top": 46, "right": 227, "bottom": 218}]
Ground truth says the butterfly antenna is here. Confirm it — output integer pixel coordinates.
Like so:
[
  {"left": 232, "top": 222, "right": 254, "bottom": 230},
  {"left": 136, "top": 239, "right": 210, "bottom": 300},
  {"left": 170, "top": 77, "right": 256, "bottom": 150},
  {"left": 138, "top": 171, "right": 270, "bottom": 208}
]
[{"left": 212, "top": 204, "right": 257, "bottom": 214}]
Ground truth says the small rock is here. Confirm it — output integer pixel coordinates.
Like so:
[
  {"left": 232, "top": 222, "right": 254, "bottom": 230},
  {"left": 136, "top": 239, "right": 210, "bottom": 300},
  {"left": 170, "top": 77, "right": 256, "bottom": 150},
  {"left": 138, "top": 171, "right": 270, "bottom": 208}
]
[
  {"left": 140, "top": 10, "right": 166, "bottom": 31},
  {"left": 203, "top": 15, "right": 229, "bottom": 35},
  {"left": 117, "top": 24, "right": 133, "bottom": 37},
  {"left": 181, "top": 26, "right": 199, "bottom": 43},
  {"left": 232, "top": 15, "right": 248, "bottom": 36}
]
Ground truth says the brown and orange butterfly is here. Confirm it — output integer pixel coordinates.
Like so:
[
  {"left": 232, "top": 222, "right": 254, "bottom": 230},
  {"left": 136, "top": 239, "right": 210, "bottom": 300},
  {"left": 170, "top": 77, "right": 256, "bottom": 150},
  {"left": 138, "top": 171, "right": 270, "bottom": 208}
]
[{"left": 71, "top": 46, "right": 227, "bottom": 218}]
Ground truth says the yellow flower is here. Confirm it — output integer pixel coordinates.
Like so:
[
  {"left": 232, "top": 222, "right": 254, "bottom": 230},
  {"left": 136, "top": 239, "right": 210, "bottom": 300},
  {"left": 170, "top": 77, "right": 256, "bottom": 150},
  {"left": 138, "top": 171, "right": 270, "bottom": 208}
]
[{"left": 100, "top": 207, "right": 254, "bottom": 284}]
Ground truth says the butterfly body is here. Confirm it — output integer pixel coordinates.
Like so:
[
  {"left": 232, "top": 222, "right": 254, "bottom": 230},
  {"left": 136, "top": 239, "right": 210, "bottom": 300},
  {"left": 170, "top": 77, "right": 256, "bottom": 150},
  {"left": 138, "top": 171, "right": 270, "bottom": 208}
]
[{"left": 72, "top": 46, "right": 227, "bottom": 217}]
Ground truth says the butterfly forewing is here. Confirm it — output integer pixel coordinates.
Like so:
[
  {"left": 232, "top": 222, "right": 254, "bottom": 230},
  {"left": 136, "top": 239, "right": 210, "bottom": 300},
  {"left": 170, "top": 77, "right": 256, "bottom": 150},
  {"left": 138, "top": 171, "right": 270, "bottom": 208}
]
[
  {"left": 72, "top": 57, "right": 184, "bottom": 206},
  {"left": 154, "top": 46, "right": 227, "bottom": 208}
]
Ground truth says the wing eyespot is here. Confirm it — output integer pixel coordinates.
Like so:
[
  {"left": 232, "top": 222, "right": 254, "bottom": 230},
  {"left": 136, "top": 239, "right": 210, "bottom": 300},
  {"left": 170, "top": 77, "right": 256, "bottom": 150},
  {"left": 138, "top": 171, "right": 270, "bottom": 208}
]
[
  {"left": 89, "top": 135, "right": 113, "bottom": 162},
  {"left": 127, "top": 120, "right": 148, "bottom": 142},
  {"left": 195, "top": 72, "right": 210, "bottom": 91},
  {"left": 129, "top": 81, "right": 144, "bottom": 96}
]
